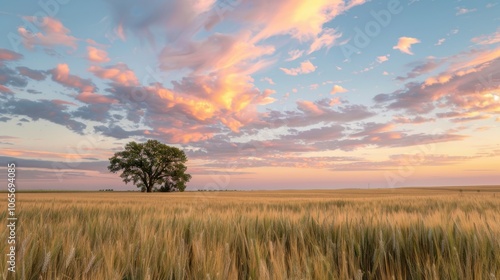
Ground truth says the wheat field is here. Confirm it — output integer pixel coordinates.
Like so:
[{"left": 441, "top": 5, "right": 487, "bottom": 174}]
[{"left": 1, "top": 187, "right": 500, "bottom": 279}]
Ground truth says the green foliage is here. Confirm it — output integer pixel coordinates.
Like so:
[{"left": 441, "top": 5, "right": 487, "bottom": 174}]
[{"left": 108, "top": 140, "right": 191, "bottom": 192}]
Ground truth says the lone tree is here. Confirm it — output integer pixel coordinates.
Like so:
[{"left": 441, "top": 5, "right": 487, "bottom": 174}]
[{"left": 108, "top": 140, "right": 191, "bottom": 192}]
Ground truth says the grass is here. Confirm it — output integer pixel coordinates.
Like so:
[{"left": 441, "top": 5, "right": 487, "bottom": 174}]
[{"left": 1, "top": 187, "right": 500, "bottom": 279}]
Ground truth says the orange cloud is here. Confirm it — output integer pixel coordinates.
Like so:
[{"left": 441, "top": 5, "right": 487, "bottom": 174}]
[
  {"left": 18, "top": 17, "right": 77, "bottom": 49},
  {"left": 87, "top": 46, "right": 110, "bottom": 63},
  {"left": 249, "top": 0, "right": 366, "bottom": 43},
  {"left": 89, "top": 64, "right": 138, "bottom": 86},
  {"left": 330, "top": 85, "right": 348, "bottom": 95},
  {"left": 393, "top": 37, "right": 421, "bottom": 55}
]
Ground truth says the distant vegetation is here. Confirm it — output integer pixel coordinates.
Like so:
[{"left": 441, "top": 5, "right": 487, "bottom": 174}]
[{"left": 2, "top": 188, "right": 500, "bottom": 279}]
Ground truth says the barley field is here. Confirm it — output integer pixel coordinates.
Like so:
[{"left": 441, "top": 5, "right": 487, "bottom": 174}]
[{"left": 1, "top": 187, "right": 500, "bottom": 280}]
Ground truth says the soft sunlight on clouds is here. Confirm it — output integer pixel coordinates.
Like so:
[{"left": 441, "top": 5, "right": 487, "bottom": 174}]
[
  {"left": 286, "top": 49, "right": 304, "bottom": 61},
  {"left": 87, "top": 46, "right": 110, "bottom": 63},
  {"left": 1, "top": 0, "right": 499, "bottom": 189},
  {"left": 280, "top": 60, "right": 317, "bottom": 76},
  {"left": 471, "top": 29, "right": 500, "bottom": 45},
  {"left": 89, "top": 64, "right": 138, "bottom": 86},
  {"left": 0, "top": 48, "right": 23, "bottom": 62},
  {"left": 330, "top": 85, "right": 348, "bottom": 95},
  {"left": 376, "top": 55, "right": 389, "bottom": 63},
  {"left": 51, "top": 64, "right": 94, "bottom": 92},
  {"left": 393, "top": 37, "right": 421, "bottom": 55},
  {"left": 18, "top": 17, "right": 77, "bottom": 50},
  {"left": 435, "top": 38, "right": 446, "bottom": 46}
]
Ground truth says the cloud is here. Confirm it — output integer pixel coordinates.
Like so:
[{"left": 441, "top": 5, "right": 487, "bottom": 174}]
[
  {"left": 0, "top": 156, "right": 109, "bottom": 173},
  {"left": 228, "top": 0, "right": 366, "bottom": 43},
  {"left": 1, "top": 99, "right": 86, "bottom": 133},
  {"left": 393, "top": 37, "right": 421, "bottom": 55},
  {"left": 472, "top": 29, "right": 500, "bottom": 45},
  {"left": 330, "top": 154, "right": 475, "bottom": 171},
  {"left": 330, "top": 85, "right": 348, "bottom": 94},
  {"left": 0, "top": 48, "right": 23, "bottom": 62},
  {"left": 0, "top": 66, "right": 28, "bottom": 89},
  {"left": 73, "top": 103, "right": 113, "bottom": 122},
  {"left": 456, "top": 7, "right": 477, "bottom": 16},
  {"left": 0, "top": 85, "right": 12, "bottom": 93},
  {"left": 280, "top": 60, "right": 316, "bottom": 76},
  {"left": 18, "top": 17, "right": 78, "bottom": 50},
  {"left": 76, "top": 92, "right": 117, "bottom": 104},
  {"left": 51, "top": 64, "right": 95, "bottom": 92},
  {"left": 105, "top": 0, "right": 215, "bottom": 45},
  {"left": 308, "top": 28, "right": 341, "bottom": 54},
  {"left": 435, "top": 38, "right": 446, "bottom": 46},
  {"left": 286, "top": 49, "right": 304, "bottom": 61},
  {"left": 377, "top": 55, "right": 389, "bottom": 63},
  {"left": 396, "top": 57, "right": 443, "bottom": 81},
  {"left": 261, "top": 77, "right": 275, "bottom": 85},
  {"left": 94, "top": 125, "right": 145, "bottom": 139},
  {"left": 87, "top": 46, "right": 110, "bottom": 63},
  {"left": 89, "top": 63, "right": 138, "bottom": 86},
  {"left": 374, "top": 48, "right": 500, "bottom": 116},
  {"left": 393, "top": 115, "right": 435, "bottom": 124},
  {"left": 286, "top": 125, "right": 344, "bottom": 142},
  {"left": 16, "top": 66, "right": 47, "bottom": 81},
  {"left": 251, "top": 99, "right": 374, "bottom": 130},
  {"left": 159, "top": 32, "right": 274, "bottom": 74}
]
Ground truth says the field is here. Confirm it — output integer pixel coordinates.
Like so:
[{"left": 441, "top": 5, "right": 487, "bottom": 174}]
[{"left": 1, "top": 187, "right": 500, "bottom": 279}]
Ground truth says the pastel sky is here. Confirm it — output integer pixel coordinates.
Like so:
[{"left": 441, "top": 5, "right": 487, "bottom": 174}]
[{"left": 1, "top": 0, "right": 499, "bottom": 190}]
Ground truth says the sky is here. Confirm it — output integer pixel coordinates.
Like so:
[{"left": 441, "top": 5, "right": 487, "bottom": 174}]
[{"left": 0, "top": 0, "right": 499, "bottom": 191}]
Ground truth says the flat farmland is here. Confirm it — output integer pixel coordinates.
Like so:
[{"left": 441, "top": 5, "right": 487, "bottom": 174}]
[{"left": 1, "top": 187, "right": 500, "bottom": 279}]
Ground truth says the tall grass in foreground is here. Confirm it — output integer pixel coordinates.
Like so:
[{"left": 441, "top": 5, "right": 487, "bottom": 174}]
[{"left": 1, "top": 191, "right": 499, "bottom": 279}]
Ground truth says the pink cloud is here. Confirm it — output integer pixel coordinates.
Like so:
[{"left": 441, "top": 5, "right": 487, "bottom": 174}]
[
  {"left": 87, "top": 46, "right": 110, "bottom": 63},
  {"left": 280, "top": 60, "right": 316, "bottom": 76},
  {"left": 52, "top": 99, "right": 77, "bottom": 106},
  {"left": 51, "top": 64, "right": 94, "bottom": 92},
  {"left": 76, "top": 92, "right": 117, "bottom": 104},
  {"left": 286, "top": 49, "right": 304, "bottom": 61},
  {"left": 0, "top": 48, "right": 23, "bottom": 61},
  {"left": 0, "top": 84, "right": 12, "bottom": 93},
  {"left": 471, "top": 29, "right": 500, "bottom": 45},
  {"left": 393, "top": 37, "right": 421, "bottom": 55},
  {"left": 18, "top": 17, "right": 77, "bottom": 49},
  {"left": 375, "top": 47, "right": 500, "bottom": 118},
  {"left": 377, "top": 55, "right": 389, "bottom": 63},
  {"left": 89, "top": 64, "right": 138, "bottom": 86}
]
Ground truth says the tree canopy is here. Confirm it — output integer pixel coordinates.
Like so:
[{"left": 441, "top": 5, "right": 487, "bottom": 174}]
[{"left": 108, "top": 140, "right": 191, "bottom": 192}]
